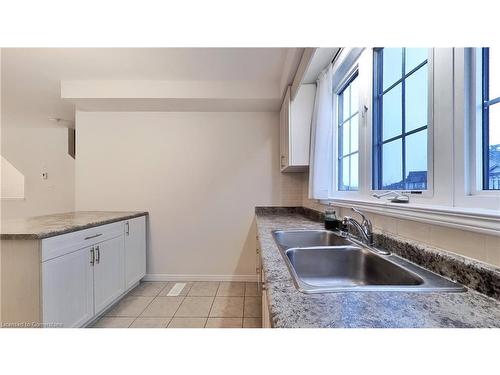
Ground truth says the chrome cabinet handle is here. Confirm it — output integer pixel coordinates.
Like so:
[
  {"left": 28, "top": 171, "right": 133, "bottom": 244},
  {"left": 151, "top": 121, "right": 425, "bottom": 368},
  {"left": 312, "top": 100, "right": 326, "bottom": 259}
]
[
  {"left": 95, "top": 245, "right": 100, "bottom": 264},
  {"left": 125, "top": 222, "right": 130, "bottom": 236},
  {"left": 90, "top": 247, "right": 95, "bottom": 266},
  {"left": 85, "top": 233, "right": 102, "bottom": 240}
]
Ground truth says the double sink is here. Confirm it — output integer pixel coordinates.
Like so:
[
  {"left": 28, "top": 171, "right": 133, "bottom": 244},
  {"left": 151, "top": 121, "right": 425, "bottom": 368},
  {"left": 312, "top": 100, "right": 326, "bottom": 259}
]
[{"left": 272, "top": 230, "right": 465, "bottom": 294}]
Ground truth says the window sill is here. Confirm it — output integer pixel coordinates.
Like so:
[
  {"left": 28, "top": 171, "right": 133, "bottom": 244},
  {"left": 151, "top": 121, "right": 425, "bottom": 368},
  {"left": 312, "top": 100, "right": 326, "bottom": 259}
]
[{"left": 320, "top": 197, "right": 500, "bottom": 237}]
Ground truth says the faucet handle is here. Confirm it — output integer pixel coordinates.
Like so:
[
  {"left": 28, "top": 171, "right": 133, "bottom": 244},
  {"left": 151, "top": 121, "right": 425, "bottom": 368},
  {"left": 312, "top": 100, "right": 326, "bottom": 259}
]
[{"left": 351, "top": 208, "right": 372, "bottom": 230}]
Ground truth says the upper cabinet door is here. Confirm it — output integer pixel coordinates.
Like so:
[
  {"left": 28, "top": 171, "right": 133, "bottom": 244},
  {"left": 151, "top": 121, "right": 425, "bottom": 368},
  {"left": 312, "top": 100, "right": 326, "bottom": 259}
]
[
  {"left": 93, "top": 236, "right": 125, "bottom": 315},
  {"left": 124, "top": 216, "right": 146, "bottom": 290},
  {"left": 280, "top": 87, "right": 291, "bottom": 171},
  {"left": 42, "top": 246, "right": 94, "bottom": 328},
  {"left": 280, "top": 84, "right": 316, "bottom": 172}
]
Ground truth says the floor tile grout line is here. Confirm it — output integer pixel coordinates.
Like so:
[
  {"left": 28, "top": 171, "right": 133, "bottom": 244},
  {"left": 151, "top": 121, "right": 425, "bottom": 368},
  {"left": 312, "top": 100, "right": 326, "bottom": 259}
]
[
  {"left": 135, "top": 282, "right": 173, "bottom": 317},
  {"left": 155, "top": 281, "right": 171, "bottom": 297},
  {"left": 205, "top": 282, "right": 221, "bottom": 327},
  {"left": 167, "top": 295, "right": 190, "bottom": 324},
  {"left": 172, "top": 282, "right": 222, "bottom": 321},
  {"left": 135, "top": 283, "right": 185, "bottom": 322},
  {"left": 163, "top": 316, "right": 173, "bottom": 328},
  {"left": 95, "top": 281, "right": 260, "bottom": 328},
  {"left": 109, "top": 281, "right": 168, "bottom": 321}
]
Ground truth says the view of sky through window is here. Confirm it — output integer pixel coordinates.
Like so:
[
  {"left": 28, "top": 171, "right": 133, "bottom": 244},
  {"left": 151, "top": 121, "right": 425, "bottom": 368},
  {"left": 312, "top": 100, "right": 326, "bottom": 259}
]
[
  {"left": 374, "top": 48, "right": 428, "bottom": 191},
  {"left": 338, "top": 73, "right": 359, "bottom": 191}
]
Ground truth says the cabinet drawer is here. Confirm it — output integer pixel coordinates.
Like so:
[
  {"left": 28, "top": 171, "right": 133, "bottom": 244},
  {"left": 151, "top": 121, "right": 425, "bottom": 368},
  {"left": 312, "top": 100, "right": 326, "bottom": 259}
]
[{"left": 41, "top": 221, "right": 124, "bottom": 262}]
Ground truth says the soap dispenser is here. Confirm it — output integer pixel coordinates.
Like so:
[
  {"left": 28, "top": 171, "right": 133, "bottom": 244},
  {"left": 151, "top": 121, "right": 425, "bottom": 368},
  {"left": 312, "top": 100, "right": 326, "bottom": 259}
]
[{"left": 324, "top": 207, "right": 340, "bottom": 231}]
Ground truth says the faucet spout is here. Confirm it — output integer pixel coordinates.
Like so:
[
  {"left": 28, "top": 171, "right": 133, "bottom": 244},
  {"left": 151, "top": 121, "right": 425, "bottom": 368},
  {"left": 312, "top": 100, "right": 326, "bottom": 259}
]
[
  {"left": 342, "top": 217, "right": 373, "bottom": 245},
  {"left": 342, "top": 208, "right": 374, "bottom": 246}
]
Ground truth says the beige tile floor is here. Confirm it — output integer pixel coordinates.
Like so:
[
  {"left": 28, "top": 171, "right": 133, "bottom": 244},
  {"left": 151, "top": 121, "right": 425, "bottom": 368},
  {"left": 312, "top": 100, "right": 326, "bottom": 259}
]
[{"left": 92, "top": 281, "right": 262, "bottom": 328}]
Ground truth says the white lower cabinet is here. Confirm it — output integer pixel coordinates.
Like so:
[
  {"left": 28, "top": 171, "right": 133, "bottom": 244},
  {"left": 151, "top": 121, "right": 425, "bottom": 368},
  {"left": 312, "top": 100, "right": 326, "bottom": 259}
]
[
  {"left": 93, "top": 236, "right": 125, "bottom": 315},
  {"left": 41, "top": 216, "right": 146, "bottom": 327},
  {"left": 42, "top": 246, "right": 94, "bottom": 328},
  {"left": 124, "top": 216, "right": 146, "bottom": 290}
]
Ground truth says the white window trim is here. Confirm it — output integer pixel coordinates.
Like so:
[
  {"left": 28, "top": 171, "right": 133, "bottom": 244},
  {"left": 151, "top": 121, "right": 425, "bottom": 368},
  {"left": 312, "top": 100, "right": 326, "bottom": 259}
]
[
  {"left": 329, "top": 48, "right": 435, "bottom": 202},
  {"left": 369, "top": 48, "right": 435, "bottom": 199},
  {"left": 453, "top": 48, "right": 500, "bottom": 210},
  {"left": 319, "top": 196, "right": 500, "bottom": 236},
  {"left": 331, "top": 48, "right": 363, "bottom": 196},
  {"left": 319, "top": 47, "right": 500, "bottom": 236}
]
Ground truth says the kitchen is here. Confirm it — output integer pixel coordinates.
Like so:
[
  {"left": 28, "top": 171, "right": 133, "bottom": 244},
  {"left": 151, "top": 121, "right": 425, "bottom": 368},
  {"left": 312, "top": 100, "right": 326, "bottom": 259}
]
[{"left": 0, "top": 1, "right": 498, "bottom": 374}]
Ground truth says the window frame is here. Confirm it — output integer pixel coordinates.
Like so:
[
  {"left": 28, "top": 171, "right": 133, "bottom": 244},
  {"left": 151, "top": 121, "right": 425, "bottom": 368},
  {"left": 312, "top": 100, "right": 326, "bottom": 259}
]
[
  {"left": 320, "top": 48, "right": 499, "bottom": 230},
  {"left": 372, "top": 48, "right": 432, "bottom": 193},
  {"left": 482, "top": 47, "right": 500, "bottom": 191},
  {"left": 451, "top": 48, "right": 500, "bottom": 214},
  {"left": 337, "top": 70, "right": 360, "bottom": 191},
  {"left": 329, "top": 48, "right": 365, "bottom": 200}
]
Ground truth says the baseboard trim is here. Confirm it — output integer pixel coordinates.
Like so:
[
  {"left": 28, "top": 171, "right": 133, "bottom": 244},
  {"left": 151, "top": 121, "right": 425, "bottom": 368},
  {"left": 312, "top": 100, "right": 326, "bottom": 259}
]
[{"left": 143, "top": 274, "right": 258, "bottom": 282}]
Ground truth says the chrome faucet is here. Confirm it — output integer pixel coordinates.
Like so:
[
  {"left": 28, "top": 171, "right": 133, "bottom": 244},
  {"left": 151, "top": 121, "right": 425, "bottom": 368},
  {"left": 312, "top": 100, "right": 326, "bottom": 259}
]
[{"left": 342, "top": 208, "right": 374, "bottom": 246}]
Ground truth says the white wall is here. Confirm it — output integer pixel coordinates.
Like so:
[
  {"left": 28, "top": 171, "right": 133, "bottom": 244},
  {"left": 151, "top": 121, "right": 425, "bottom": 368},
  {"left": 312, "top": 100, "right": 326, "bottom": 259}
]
[
  {"left": 0, "top": 126, "right": 75, "bottom": 219},
  {"left": 1, "top": 156, "right": 25, "bottom": 199},
  {"left": 75, "top": 111, "right": 302, "bottom": 279},
  {"left": 1, "top": 48, "right": 75, "bottom": 220}
]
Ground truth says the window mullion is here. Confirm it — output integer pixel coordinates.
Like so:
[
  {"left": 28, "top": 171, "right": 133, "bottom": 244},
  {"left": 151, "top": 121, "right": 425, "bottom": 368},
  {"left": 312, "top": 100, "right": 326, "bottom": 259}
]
[
  {"left": 482, "top": 47, "right": 490, "bottom": 190},
  {"left": 401, "top": 48, "right": 407, "bottom": 190}
]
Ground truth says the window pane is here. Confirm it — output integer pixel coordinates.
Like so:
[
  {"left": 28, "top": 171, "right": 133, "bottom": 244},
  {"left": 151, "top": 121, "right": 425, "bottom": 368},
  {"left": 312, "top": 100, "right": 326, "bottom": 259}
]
[
  {"left": 487, "top": 103, "right": 500, "bottom": 189},
  {"left": 339, "top": 157, "right": 349, "bottom": 190},
  {"left": 383, "top": 48, "right": 403, "bottom": 90},
  {"left": 343, "top": 85, "right": 350, "bottom": 121},
  {"left": 405, "top": 130, "right": 428, "bottom": 190},
  {"left": 350, "top": 78, "right": 358, "bottom": 116},
  {"left": 350, "top": 153, "right": 359, "bottom": 190},
  {"left": 350, "top": 114, "right": 359, "bottom": 153},
  {"left": 490, "top": 103, "right": 500, "bottom": 145},
  {"left": 405, "top": 64, "right": 428, "bottom": 132},
  {"left": 382, "top": 139, "right": 402, "bottom": 189},
  {"left": 342, "top": 122, "right": 350, "bottom": 156},
  {"left": 382, "top": 83, "right": 402, "bottom": 140},
  {"left": 405, "top": 48, "right": 427, "bottom": 74},
  {"left": 490, "top": 48, "right": 500, "bottom": 99}
]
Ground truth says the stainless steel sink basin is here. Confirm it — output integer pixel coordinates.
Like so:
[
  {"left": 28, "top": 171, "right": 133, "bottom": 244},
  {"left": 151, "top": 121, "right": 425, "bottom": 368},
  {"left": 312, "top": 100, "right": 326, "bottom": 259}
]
[
  {"left": 272, "top": 230, "right": 465, "bottom": 293},
  {"left": 286, "top": 246, "right": 423, "bottom": 287},
  {"left": 273, "top": 230, "right": 352, "bottom": 248}
]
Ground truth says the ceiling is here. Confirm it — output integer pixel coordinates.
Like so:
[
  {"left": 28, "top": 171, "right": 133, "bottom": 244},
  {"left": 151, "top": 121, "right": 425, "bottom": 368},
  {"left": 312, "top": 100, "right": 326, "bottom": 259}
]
[{"left": 1, "top": 48, "right": 300, "bottom": 127}]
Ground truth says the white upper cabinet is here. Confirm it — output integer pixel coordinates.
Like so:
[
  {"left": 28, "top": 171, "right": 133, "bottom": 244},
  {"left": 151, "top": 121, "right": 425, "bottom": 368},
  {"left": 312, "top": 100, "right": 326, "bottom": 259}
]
[
  {"left": 280, "top": 84, "right": 316, "bottom": 172},
  {"left": 124, "top": 216, "right": 147, "bottom": 290}
]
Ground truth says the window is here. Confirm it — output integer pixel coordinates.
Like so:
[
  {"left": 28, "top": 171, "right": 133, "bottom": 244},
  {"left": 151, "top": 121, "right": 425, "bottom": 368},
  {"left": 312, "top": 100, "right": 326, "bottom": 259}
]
[
  {"left": 482, "top": 48, "right": 500, "bottom": 190},
  {"left": 373, "top": 48, "right": 429, "bottom": 191},
  {"left": 337, "top": 72, "right": 359, "bottom": 191}
]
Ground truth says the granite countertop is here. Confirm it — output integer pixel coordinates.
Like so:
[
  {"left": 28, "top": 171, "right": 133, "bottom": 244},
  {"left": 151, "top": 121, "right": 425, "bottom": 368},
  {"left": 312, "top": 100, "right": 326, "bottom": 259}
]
[
  {"left": 1, "top": 211, "right": 148, "bottom": 240},
  {"left": 256, "top": 209, "right": 500, "bottom": 328}
]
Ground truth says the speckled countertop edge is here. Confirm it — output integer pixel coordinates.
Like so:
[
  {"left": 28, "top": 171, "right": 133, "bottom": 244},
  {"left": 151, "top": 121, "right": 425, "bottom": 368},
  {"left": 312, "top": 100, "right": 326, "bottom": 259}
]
[
  {"left": 1, "top": 211, "right": 148, "bottom": 240},
  {"left": 255, "top": 207, "right": 500, "bottom": 328}
]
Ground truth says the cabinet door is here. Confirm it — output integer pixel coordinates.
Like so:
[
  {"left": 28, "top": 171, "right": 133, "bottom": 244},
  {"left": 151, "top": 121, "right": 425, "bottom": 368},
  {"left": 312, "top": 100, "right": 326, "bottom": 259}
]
[
  {"left": 124, "top": 216, "right": 146, "bottom": 289},
  {"left": 42, "top": 246, "right": 94, "bottom": 328},
  {"left": 94, "top": 236, "right": 125, "bottom": 315},
  {"left": 261, "top": 269, "right": 272, "bottom": 328},
  {"left": 279, "top": 86, "right": 290, "bottom": 171},
  {"left": 290, "top": 83, "right": 315, "bottom": 166},
  {"left": 262, "top": 288, "right": 272, "bottom": 328}
]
